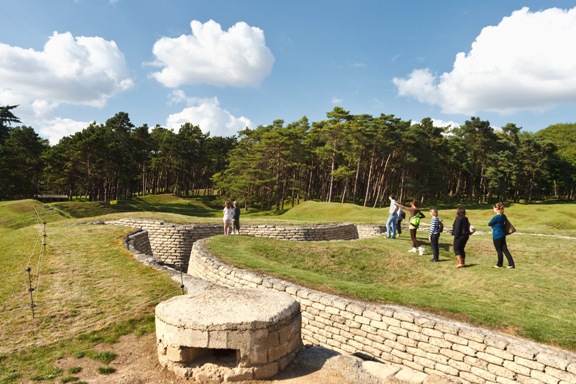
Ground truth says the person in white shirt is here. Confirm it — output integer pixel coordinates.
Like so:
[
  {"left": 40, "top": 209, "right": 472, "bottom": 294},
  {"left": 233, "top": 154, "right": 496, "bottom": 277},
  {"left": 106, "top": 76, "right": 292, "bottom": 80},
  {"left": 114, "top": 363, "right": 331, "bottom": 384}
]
[
  {"left": 223, "top": 201, "right": 233, "bottom": 235},
  {"left": 386, "top": 194, "right": 399, "bottom": 239}
]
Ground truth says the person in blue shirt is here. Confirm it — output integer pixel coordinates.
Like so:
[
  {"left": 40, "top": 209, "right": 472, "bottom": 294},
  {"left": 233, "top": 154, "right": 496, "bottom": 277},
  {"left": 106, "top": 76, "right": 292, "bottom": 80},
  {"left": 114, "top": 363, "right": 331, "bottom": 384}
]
[{"left": 488, "top": 203, "right": 515, "bottom": 269}]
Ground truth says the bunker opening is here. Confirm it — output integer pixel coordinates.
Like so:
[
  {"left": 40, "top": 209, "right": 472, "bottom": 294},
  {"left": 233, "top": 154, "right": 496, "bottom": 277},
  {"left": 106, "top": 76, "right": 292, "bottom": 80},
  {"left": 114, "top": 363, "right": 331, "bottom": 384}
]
[{"left": 183, "top": 347, "right": 239, "bottom": 367}]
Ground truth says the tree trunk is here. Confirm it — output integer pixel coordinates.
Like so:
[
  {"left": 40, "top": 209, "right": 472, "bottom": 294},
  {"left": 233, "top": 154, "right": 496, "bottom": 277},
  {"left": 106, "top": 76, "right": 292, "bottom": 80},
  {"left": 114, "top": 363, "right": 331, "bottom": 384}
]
[
  {"left": 328, "top": 153, "right": 335, "bottom": 202},
  {"left": 373, "top": 153, "right": 392, "bottom": 208},
  {"left": 363, "top": 150, "right": 376, "bottom": 207}
]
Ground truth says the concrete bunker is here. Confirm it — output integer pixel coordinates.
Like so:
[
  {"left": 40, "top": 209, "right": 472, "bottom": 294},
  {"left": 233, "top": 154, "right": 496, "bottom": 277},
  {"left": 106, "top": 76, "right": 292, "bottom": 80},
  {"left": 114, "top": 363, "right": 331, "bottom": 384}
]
[{"left": 155, "top": 286, "right": 302, "bottom": 382}]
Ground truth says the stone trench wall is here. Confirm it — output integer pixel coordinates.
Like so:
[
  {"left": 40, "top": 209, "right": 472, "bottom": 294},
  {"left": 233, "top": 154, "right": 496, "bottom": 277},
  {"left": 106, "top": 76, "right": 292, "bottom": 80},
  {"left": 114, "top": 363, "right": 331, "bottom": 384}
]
[
  {"left": 187, "top": 239, "right": 576, "bottom": 384},
  {"left": 108, "top": 218, "right": 377, "bottom": 268},
  {"left": 117, "top": 219, "right": 576, "bottom": 384}
]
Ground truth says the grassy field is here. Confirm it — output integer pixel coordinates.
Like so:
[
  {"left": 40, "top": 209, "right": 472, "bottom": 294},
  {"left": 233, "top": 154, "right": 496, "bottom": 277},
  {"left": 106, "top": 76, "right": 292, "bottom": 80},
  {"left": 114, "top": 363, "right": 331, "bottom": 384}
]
[
  {"left": 0, "top": 199, "right": 183, "bottom": 383},
  {"left": 1, "top": 196, "right": 576, "bottom": 382}
]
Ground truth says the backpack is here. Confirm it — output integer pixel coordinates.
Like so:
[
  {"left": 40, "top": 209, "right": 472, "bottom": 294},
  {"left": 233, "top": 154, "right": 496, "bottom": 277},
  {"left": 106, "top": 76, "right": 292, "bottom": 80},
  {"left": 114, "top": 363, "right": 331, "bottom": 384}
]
[
  {"left": 438, "top": 219, "right": 444, "bottom": 233},
  {"left": 409, "top": 212, "right": 421, "bottom": 228}
]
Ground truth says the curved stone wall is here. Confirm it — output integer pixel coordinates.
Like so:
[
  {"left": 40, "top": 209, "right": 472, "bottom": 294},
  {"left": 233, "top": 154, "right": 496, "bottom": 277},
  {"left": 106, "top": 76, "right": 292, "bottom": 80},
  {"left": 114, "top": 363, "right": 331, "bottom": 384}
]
[
  {"left": 108, "top": 219, "right": 371, "bottom": 268},
  {"left": 187, "top": 239, "right": 576, "bottom": 384}
]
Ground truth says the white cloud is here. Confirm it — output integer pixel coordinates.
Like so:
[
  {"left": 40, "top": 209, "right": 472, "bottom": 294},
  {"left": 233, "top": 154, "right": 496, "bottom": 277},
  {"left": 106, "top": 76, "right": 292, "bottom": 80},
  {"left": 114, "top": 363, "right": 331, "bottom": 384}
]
[
  {"left": 0, "top": 31, "right": 133, "bottom": 143},
  {"left": 331, "top": 97, "right": 344, "bottom": 104},
  {"left": 0, "top": 88, "right": 92, "bottom": 145},
  {"left": 430, "top": 118, "right": 461, "bottom": 130},
  {"left": 37, "top": 118, "right": 92, "bottom": 145},
  {"left": 0, "top": 32, "right": 133, "bottom": 111},
  {"left": 407, "top": 118, "right": 461, "bottom": 134},
  {"left": 150, "top": 19, "right": 275, "bottom": 88},
  {"left": 393, "top": 7, "right": 576, "bottom": 115},
  {"left": 166, "top": 92, "right": 253, "bottom": 137}
]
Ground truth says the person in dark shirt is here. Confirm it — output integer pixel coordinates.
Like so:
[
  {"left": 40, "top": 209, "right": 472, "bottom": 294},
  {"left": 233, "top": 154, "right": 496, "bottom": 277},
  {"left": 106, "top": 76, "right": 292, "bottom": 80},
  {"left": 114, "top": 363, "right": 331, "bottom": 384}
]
[
  {"left": 451, "top": 206, "right": 471, "bottom": 268},
  {"left": 428, "top": 208, "right": 441, "bottom": 262},
  {"left": 232, "top": 200, "right": 241, "bottom": 235}
]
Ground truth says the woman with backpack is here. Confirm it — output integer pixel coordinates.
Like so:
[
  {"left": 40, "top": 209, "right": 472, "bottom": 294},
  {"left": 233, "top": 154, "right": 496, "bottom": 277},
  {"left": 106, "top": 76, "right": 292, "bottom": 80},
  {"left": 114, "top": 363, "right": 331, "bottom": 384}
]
[{"left": 396, "top": 200, "right": 425, "bottom": 255}]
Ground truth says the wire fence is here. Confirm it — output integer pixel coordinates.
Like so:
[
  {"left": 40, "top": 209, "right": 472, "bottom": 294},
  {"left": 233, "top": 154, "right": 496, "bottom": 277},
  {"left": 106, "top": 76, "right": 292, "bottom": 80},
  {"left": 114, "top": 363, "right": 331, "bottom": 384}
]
[
  {"left": 0, "top": 207, "right": 183, "bottom": 356},
  {"left": 0, "top": 291, "right": 179, "bottom": 355}
]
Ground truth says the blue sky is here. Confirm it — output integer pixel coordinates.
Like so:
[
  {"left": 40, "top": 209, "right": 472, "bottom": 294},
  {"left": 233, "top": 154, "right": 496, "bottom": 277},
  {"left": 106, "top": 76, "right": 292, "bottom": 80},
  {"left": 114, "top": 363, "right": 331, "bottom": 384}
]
[{"left": 1, "top": 0, "right": 575, "bottom": 144}]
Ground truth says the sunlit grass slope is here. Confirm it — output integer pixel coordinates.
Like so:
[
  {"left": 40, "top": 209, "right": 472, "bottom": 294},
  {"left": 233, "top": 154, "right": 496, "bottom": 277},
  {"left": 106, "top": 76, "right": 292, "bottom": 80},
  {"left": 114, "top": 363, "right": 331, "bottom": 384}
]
[
  {"left": 277, "top": 200, "right": 576, "bottom": 237},
  {"left": 0, "top": 200, "right": 182, "bottom": 381}
]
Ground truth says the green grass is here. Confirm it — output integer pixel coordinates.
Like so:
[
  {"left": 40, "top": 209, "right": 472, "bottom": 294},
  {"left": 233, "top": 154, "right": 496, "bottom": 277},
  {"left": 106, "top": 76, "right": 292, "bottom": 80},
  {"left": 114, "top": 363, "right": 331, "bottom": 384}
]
[
  {"left": 0, "top": 200, "right": 182, "bottom": 382},
  {"left": 60, "top": 376, "right": 80, "bottom": 383},
  {"left": 281, "top": 200, "right": 576, "bottom": 237},
  {"left": 96, "top": 367, "right": 116, "bottom": 375},
  {"left": 46, "top": 194, "right": 281, "bottom": 224},
  {"left": 2, "top": 196, "right": 576, "bottom": 382}
]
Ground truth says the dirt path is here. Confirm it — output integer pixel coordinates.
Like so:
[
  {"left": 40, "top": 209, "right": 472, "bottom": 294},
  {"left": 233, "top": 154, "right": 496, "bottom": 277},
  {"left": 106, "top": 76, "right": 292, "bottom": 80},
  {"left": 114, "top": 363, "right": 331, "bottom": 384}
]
[
  {"left": 54, "top": 332, "right": 455, "bottom": 384},
  {"left": 53, "top": 332, "right": 382, "bottom": 384}
]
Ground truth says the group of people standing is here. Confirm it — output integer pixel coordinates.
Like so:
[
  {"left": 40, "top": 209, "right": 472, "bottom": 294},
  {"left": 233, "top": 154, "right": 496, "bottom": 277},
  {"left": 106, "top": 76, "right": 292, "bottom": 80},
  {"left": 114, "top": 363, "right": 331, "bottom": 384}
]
[
  {"left": 220, "top": 196, "right": 516, "bottom": 270},
  {"left": 223, "top": 200, "right": 241, "bottom": 235},
  {"left": 385, "top": 194, "right": 515, "bottom": 269}
]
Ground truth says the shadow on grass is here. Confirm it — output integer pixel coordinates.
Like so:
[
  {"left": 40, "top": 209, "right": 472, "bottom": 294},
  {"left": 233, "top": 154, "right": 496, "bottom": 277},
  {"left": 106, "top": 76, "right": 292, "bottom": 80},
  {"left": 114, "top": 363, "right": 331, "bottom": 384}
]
[{"left": 51, "top": 195, "right": 223, "bottom": 219}]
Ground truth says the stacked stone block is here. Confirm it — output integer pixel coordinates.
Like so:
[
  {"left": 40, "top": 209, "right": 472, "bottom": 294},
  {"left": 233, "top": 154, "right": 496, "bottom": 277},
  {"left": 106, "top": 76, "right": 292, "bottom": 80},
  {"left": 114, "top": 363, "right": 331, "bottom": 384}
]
[
  {"left": 124, "top": 229, "right": 152, "bottom": 255},
  {"left": 356, "top": 224, "right": 387, "bottom": 239},
  {"left": 155, "top": 286, "right": 302, "bottom": 382}
]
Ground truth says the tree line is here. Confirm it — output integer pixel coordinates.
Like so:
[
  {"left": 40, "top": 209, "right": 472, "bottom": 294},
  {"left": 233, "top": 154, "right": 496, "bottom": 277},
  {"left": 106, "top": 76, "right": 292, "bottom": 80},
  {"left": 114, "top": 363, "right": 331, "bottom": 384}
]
[{"left": 1, "top": 105, "right": 575, "bottom": 209}]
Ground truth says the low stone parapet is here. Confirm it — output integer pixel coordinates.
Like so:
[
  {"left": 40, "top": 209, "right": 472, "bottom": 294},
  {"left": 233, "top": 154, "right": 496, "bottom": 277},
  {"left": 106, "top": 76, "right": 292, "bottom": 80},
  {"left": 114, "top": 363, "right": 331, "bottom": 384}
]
[
  {"left": 124, "top": 228, "right": 152, "bottom": 255},
  {"left": 241, "top": 223, "right": 359, "bottom": 241},
  {"left": 356, "top": 224, "right": 387, "bottom": 239}
]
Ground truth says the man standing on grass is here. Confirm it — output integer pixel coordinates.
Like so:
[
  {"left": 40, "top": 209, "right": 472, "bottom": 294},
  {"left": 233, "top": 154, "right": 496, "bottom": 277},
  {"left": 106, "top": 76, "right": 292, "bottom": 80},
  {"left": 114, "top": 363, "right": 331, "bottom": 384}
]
[
  {"left": 232, "top": 201, "right": 241, "bottom": 235},
  {"left": 386, "top": 194, "right": 398, "bottom": 239}
]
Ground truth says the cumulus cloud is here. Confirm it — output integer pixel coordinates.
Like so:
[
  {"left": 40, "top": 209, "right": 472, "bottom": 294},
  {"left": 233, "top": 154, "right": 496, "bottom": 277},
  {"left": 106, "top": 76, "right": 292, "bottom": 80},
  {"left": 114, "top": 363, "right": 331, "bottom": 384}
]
[
  {"left": 0, "top": 31, "right": 133, "bottom": 144},
  {"left": 150, "top": 19, "right": 275, "bottom": 88},
  {"left": 393, "top": 7, "right": 576, "bottom": 115},
  {"left": 37, "top": 118, "right": 93, "bottom": 145},
  {"left": 430, "top": 118, "right": 461, "bottom": 130},
  {"left": 166, "top": 91, "right": 253, "bottom": 137},
  {"left": 0, "top": 31, "right": 133, "bottom": 113}
]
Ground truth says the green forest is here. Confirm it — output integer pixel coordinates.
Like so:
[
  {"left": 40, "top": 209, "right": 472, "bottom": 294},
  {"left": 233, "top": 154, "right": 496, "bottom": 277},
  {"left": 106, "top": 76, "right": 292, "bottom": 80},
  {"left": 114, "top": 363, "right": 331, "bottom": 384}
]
[{"left": 1, "top": 104, "right": 575, "bottom": 209}]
